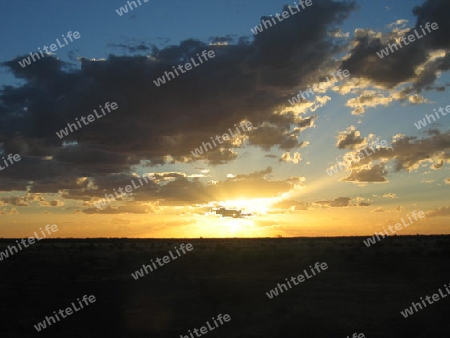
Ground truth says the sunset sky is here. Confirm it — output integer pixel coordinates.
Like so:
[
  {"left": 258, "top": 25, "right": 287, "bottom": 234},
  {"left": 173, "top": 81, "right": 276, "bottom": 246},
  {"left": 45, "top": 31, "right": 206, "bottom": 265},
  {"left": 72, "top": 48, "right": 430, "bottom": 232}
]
[{"left": 0, "top": 0, "right": 449, "bottom": 238}]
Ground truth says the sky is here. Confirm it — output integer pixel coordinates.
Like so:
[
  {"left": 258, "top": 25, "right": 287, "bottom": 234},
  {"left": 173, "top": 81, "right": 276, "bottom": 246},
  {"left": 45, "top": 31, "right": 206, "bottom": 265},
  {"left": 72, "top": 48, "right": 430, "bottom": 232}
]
[{"left": 0, "top": 0, "right": 449, "bottom": 238}]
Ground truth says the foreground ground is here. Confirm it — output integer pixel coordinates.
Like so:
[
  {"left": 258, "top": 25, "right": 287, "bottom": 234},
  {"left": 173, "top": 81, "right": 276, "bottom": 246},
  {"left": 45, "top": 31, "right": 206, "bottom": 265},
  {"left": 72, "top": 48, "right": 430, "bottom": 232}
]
[{"left": 1, "top": 236, "right": 449, "bottom": 337}]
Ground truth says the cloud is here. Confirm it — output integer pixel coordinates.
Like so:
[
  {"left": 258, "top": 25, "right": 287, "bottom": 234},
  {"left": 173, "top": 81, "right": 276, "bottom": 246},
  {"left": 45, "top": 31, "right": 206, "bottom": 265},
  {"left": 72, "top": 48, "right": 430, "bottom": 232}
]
[
  {"left": 336, "top": 126, "right": 366, "bottom": 149},
  {"left": 63, "top": 167, "right": 305, "bottom": 211},
  {"left": 107, "top": 39, "right": 154, "bottom": 54},
  {"left": 0, "top": 207, "right": 19, "bottom": 215},
  {"left": 408, "top": 94, "right": 429, "bottom": 104},
  {"left": 328, "top": 27, "right": 350, "bottom": 38},
  {"left": 382, "top": 193, "right": 397, "bottom": 198},
  {"left": 342, "top": 164, "right": 388, "bottom": 183},
  {"left": 421, "top": 179, "right": 435, "bottom": 184},
  {"left": 203, "top": 148, "right": 239, "bottom": 165},
  {"left": 247, "top": 118, "right": 315, "bottom": 151},
  {"left": 339, "top": 130, "right": 450, "bottom": 182},
  {"left": 0, "top": 179, "right": 29, "bottom": 192},
  {"left": 343, "top": 0, "right": 450, "bottom": 89},
  {"left": 346, "top": 90, "right": 395, "bottom": 115},
  {"left": 383, "top": 131, "right": 449, "bottom": 172},
  {"left": 314, "top": 196, "right": 371, "bottom": 207},
  {"left": 315, "top": 196, "right": 352, "bottom": 207},
  {"left": 355, "top": 196, "right": 372, "bottom": 206},
  {"left": 1, "top": 0, "right": 448, "bottom": 216},
  {"left": 340, "top": 0, "right": 450, "bottom": 114},
  {"left": 0, "top": 0, "right": 356, "bottom": 177},
  {"left": 280, "top": 152, "right": 302, "bottom": 164},
  {"left": 272, "top": 200, "right": 312, "bottom": 210},
  {"left": 82, "top": 203, "right": 152, "bottom": 214},
  {"left": 202, "top": 167, "right": 304, "bottom": 201},
  {"left": 0, "top": 196, "right": 29, "bottom": 206},
  {"left": 0, "top": 1, "right": 359, "bottom": 215},
  {"left": 426, "top": 206, "right": 450, "bottom": 218},
  {"left": 41, "top": 200, "right": 65, "bottom": 207},
  {"left": 234, "top": 167, "right": 272, "bottom": 179}
]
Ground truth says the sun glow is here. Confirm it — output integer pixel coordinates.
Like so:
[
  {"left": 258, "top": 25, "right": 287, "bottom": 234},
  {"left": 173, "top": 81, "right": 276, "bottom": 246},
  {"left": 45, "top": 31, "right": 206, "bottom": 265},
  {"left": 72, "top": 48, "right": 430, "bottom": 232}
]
[
  {"left": 217, "top": 197, "right": 275, "bottom": 215},
  {"left": 193, "top": 213, "right": 262, "bottom": 237},
  {"left": 188, "top": 196, "right": 289, "bottom": 237}
]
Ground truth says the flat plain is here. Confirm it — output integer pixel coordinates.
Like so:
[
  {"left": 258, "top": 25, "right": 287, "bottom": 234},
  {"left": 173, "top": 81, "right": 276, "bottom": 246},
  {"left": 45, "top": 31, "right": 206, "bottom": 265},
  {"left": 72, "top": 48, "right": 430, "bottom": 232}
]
[{"left": 1, "top": 236, "right": 450, "bottom": 337}]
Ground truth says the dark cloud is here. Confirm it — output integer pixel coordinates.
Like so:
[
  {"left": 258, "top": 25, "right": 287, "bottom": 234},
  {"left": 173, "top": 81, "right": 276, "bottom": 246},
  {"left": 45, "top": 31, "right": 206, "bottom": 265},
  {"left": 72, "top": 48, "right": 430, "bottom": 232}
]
[
  {"left": 0, "top": 207, "right": 18, "bottom": 215},
  {"left": 208, "top": 36, "right": 236, "bottom": 45},
  {"left": 203, "top": 148, "right": 239, "bottom": 165},
  {"left": 350, "top": 131, "right": 450, "bottom": 172},
  {"left": 107, "top": 39, "right": 154, "bottom": 54},
  {"left": 342, "top": 0, "right": 450, "bottom": 91},
  {"left": 0, "top": 179, "right": 28, "bottom": 192},
  {"left": 82, "top": 203, "right": 152, "bottom": 214},
  {"left": 342, "top": 164, "right": 388, "bottom": 183},
  {"left": 315, "top": 196, "right": 352, "bottom": 207},
  {"left": 0, "top": 0, "right": 356, "bottom": 184},
  {"left": 426, "top": 206, "right": 450, "bottom": 218},
  {"left": 336, "top": 126, "right": 365, "bottom": 149},
  {"left": 0, "top": 196, "right": 29, "bottom": 206},
  {"left": 413, "top": 0, "right": 450, "bottom": 49},
  {"left": 29, "top": 176, "right": 87, "bottom": 193},
  {"left": 235, "top": 166, "right": 272, "bottom": 179},
  {"left": 335, "top": 130, "right": 450, "bottom": 182},
  {"left": 251, "top": 1, "right": 357, "bottom": 87}
]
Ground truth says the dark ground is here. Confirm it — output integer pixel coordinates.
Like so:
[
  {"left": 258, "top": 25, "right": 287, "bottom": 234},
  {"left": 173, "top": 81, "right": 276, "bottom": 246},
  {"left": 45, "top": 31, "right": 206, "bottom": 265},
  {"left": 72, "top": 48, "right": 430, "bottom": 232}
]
[{"left": 1, "top": 236, "right": 450, "bottom": 337}]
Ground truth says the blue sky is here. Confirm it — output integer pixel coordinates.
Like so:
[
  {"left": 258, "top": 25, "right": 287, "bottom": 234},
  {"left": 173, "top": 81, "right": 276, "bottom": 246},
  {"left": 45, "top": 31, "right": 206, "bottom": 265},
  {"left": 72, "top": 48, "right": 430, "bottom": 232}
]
[{"left": 0, "top": 0, "right": 424, "bottom": 66}]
